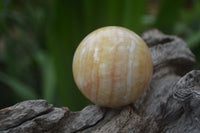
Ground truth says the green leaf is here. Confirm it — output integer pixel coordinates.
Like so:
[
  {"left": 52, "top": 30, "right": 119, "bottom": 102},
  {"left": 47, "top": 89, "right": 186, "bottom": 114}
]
[
  {"left": 186, "top": 30, "right": 200, "bottom": 49},
  {"left": 0, "top": 0, "right": 3, "bottom": 10},
  {"left": 45, "top": 0, "right": 90, "bottom": 111},
  {"left": 0, "top": 72, "right": 38, "bottom": 100},
  {"left": 122, "top": 0, "right": 146, "bottom": 33},
  {"left": 155, "top": 0, "right": 184, "bottom": 33},
  {"left": 105, "top": 0, "right": 124, "bottom": 25},
  {"left": 34, "top": 51, "right": 55, "bottom": 103}
]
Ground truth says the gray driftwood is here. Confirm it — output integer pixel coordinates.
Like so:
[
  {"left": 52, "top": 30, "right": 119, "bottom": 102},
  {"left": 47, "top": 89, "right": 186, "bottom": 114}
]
[{"left": 0, "top": 30, "right": 199, "bottom": 133}]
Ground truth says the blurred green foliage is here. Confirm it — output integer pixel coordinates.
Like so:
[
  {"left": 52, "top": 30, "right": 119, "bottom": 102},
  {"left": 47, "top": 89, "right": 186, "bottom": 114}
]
[{"left": 0, "top": 0, "right": 200, "bottom": 111}]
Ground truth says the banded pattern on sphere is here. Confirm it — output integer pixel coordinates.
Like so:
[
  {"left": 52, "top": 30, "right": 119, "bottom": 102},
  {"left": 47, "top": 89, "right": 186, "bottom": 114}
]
[{"left": 73, "top": 26, "right": 153, "bottom": 108}]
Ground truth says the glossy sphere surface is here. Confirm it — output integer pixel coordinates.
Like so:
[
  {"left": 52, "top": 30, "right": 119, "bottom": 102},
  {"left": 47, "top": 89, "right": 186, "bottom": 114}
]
[{"left": 73, "top": 26, "right": 153, "bottom": 108}]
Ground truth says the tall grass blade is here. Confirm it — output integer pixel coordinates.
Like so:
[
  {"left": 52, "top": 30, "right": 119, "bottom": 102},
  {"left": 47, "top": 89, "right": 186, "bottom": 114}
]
[
  {"left": 45, "top": 0, "right": 90, "bottom": 110},
  {"left": 155, "top": 0, "right": 184, "bottom": 33},
  {"left": 122, "top": 0, "right": 146, "bottom": 33},
  {"left": 0, "top": 72, "right": 38, "bottom": 100},
  {"left": 34, "top": 51, "right": 55, "bottom": 104}
]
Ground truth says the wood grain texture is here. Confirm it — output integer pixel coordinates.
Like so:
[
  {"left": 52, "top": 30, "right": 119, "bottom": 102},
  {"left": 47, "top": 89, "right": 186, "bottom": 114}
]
[{"left": 0, "top": 29, "right": 198, "bottom": 133}]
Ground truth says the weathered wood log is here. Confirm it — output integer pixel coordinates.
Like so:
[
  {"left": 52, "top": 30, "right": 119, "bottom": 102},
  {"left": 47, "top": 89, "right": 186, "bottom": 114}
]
[{"left": 0, "top": 29, "right": 199, "bottom": 133}]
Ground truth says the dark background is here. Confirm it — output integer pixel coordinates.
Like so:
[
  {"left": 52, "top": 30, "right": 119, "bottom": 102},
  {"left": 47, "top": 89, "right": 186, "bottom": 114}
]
[{"left": 0, "top": 0, "right": 200, "bottom": 111}]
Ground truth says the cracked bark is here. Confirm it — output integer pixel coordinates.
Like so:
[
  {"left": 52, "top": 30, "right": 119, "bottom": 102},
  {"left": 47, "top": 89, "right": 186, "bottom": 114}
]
[{"left": 0, "top": 29, "right": 199, "bottom": 133}]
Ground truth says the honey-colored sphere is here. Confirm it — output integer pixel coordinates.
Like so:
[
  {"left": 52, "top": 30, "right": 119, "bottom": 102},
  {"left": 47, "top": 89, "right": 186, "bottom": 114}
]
[{"left": 73, "top": 26, "right": 153, "bottom": 108}]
